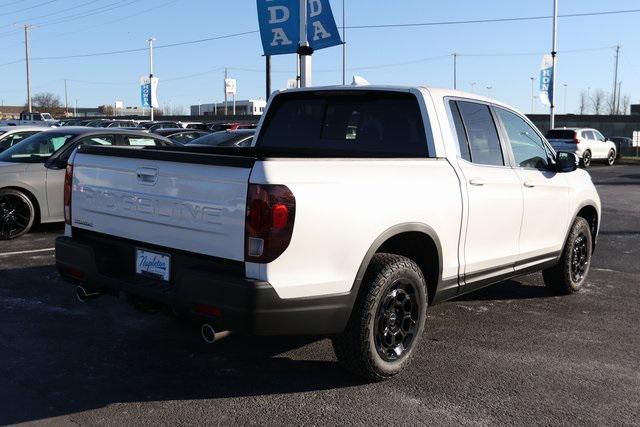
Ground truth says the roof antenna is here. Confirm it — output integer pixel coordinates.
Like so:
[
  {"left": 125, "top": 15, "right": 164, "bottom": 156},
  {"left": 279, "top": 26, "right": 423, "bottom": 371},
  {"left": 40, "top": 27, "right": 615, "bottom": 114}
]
[{"left": 351, "top": 75, "right": 370, "bottom": 86}]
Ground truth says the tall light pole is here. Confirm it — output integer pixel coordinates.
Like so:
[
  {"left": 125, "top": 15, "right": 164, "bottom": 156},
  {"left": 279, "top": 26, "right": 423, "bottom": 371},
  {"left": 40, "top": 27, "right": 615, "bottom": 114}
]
[
  {"left": 24, "top": 25, "right": 32, "bottom": 113},
  {"left": 342, "top": 0, "right": 346, "bottom": 85},
  {"left": 549, "top": 0, "right": 558, "bottom": 129},
  {"left": 147, "top": 37, "right": 156, "bottom": 121},
  {"left": 298, "top": 0, "right": 312, "bottom": 87},
  {"left": 453, "top": 53, "right": 458, "bottom": 90},
  {"left": 612, "top": 45, "right": 620, "bottom": 114},
  {"left": 530, "top": 77, "right": 535, "bottom": 114},
  {"left": 563, "top": 83, "right": 568, "bottom": 114},
  {"left": 64, "top": 79, "right": 69, "bottom": 116}
]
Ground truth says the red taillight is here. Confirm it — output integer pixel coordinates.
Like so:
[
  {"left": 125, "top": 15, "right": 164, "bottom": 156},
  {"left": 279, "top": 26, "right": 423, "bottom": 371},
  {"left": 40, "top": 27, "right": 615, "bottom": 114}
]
[
  {"left": 245, "top": 184, "right": 295, "bottom": 263},
  {"left": 572, "top": 132, "right": 580, "bottom": 144},
  {"left": 63, "top": 165, "right": 73, "bottom": 225}
]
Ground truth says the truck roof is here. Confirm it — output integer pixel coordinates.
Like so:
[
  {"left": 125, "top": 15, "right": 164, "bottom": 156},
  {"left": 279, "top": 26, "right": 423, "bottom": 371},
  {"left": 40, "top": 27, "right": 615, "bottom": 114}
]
[{"left": 278, "top": 84, "right": 517, "bottom": 113}]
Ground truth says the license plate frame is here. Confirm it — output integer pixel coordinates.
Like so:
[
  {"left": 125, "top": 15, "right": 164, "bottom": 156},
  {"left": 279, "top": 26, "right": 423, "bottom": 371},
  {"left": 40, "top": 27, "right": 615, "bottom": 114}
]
[{"left": 135, "top": 248, "right": 171, "bottom": 282}]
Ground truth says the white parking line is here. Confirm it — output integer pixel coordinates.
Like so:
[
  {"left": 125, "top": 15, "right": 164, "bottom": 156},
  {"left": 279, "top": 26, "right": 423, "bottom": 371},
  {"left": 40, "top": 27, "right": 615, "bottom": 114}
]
[{"left": 0, "top": 247, "right": 55, "bottom": 257}]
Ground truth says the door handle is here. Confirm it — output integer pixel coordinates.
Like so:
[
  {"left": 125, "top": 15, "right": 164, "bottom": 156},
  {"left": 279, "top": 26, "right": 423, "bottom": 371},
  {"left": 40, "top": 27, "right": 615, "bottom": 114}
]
[
  {"left": 469, "top": 178, "right": 485, "bottom": 186},
  {"left": 523, "top": 181, "right": 536, "bottom": 188},
  {"left": 136, "top": 167, "right": 158, "bottom": 184}
]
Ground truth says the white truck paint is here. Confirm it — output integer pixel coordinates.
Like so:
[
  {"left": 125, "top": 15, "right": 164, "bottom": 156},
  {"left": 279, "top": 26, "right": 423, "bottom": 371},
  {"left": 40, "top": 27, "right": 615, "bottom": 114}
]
[
  {"left": 57, "top": 85, "right": 601, "bottom": 380},
  {"left": 0, "top": 112, "right": 58, "bottom": 127}
]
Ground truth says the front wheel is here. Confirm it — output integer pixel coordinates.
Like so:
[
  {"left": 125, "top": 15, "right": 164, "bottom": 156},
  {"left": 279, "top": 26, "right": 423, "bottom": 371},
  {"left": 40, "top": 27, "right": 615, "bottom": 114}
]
[
  {"left": 582, "top": 150, "right": 592, "bottom": 168},
  {"left": 543, "top": 217, "right": 593, "bottom": 294},
  {"left": 0, "top": 189, "right": 35, "bottom": 240},
  {"left": 607, "top": 149, "right": 616, "bottom": 166},
  {"left": 332, "top": 253, "right": 428, "bottom": 381}
]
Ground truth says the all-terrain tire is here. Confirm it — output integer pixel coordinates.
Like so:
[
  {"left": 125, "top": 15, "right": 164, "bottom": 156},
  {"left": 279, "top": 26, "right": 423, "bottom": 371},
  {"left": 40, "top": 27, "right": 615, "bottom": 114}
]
[
  {"left": 332, "top": 253, "right": 428, "bottom": 381},
  {"left": 543, "top": 217, "right": 593, "bottom": 294}
]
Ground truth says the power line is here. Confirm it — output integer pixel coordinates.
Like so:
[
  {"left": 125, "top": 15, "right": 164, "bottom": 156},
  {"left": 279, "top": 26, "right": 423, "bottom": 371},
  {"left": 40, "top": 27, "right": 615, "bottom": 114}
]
[
  {"left": 0, "top": 0, "right": 58, "bottom": 18},
  {"left": 0, "top": 0, "right": 101, "bottom": 29},
  {"left": 345, "top": 8, "right": 640, "bottom": 29}
]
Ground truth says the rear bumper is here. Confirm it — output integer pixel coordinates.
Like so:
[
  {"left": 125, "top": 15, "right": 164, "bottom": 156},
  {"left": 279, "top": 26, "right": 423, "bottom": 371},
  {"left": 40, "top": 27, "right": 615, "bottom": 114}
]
[{"left": 55, "top": 233, "right": 353, "bottom": 335}]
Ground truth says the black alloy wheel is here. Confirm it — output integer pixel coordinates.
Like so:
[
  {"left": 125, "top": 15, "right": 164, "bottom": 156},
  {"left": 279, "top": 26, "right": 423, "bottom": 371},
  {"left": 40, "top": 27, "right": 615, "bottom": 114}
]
[
  {"left": 0, "top": 190, "right": 35, "bottom": 240},
  {"left": 570, "top": 233, "right": 589, "bottom": 283},
  {"left": 583, "top": 151, "right": 592, "bottom": 167},
  {"left": 607, "top": 150, "right": 616, "bottom": 166},
  {"left": 374, "top": 279, "right": 420, "bottom": 361}
]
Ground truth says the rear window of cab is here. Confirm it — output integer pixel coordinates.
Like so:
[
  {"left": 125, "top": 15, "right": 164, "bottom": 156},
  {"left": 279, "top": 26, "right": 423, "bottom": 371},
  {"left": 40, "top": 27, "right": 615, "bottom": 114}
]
[{"left": 256, "top": 91, "right": 429, "bottom": 157}]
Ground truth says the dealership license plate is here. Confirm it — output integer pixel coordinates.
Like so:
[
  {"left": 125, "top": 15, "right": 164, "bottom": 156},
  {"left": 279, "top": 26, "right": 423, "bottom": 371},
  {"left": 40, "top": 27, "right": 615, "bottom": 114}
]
[{"left": 135, "top": 248, "right": 170, "bottom": 282}]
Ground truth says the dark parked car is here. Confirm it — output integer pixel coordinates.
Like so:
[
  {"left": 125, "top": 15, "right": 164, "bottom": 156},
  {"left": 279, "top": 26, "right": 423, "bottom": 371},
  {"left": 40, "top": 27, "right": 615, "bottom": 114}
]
[
  {"left": 609, "top": 137, "right": 633, "bottom": 158},
  {"left": 188, "top": 129, "right": 255, "bottom": 147},
  {"left": 151, "top": 128, "right": 209, "bottom": 144},
  {"left": 207, "top": 122, "right": 258, "bottom": 132},
  {"left": 136, "top": 121, "right": 181, "bottom": 132}
]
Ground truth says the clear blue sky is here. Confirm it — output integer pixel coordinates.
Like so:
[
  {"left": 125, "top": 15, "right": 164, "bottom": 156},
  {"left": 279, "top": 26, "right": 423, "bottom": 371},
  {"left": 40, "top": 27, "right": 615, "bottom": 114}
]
[{"left": 0, "top": 0, "right": 638, "bottom": 114}]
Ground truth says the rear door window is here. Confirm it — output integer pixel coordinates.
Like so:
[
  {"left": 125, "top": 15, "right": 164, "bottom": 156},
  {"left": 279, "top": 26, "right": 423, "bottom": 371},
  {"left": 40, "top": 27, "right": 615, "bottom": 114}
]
[
  {"left": 455, "top": 101, "right": 504, "bottom": 166},
  {"left": 257, "top": 91, "right": 429, "bottom": 157},
  {"left": 122, "top": 136, "right": 160, "bottom": 146}
]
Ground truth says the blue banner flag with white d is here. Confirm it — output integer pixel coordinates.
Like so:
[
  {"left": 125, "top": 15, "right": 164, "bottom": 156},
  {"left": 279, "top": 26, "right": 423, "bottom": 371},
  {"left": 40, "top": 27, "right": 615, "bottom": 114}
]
[
  {"left": 539, "top": 54, "right": 554, "bottom": 107},
  {"left": 257, "top": 0, "right": 342, "bottom": 56}
]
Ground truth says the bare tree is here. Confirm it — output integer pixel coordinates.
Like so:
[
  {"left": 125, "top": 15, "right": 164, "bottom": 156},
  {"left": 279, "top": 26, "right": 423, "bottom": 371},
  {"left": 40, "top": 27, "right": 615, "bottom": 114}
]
[
  {"left": 621, "top": 95, "right": 631, "bottom": 115},
  {"left": 605, "top": 93, "right": 617, "bottom": 115},
  {"left": 98, "top": 105, "right": 114, "bottom": 116},
  {"left": 29, "top": 92, "right": 62, "bottom": 114},
  {"left": 578, "top": 91, "right": 589, "bottom": 114},
  {"left": 590, "top": 90, "right": 606, "bottom": 115}
]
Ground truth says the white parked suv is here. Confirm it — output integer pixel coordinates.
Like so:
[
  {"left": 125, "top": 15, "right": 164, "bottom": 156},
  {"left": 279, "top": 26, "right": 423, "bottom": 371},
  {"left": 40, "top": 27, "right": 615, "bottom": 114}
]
[
  {"left": 56, "top": 85, "right": 601, "bottom": 380},
  {"left": 546, "top": 128, "right": 617, "bottom": 167}
]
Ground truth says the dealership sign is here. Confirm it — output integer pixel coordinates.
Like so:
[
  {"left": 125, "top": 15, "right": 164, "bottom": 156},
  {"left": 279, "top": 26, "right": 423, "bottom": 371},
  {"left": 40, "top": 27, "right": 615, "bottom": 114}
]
[
  {"left": 539, "top": 54, "right": 554, "bottom": 107},
  {"left": 256, "top": 0, "right": 342, "bottom": 56},
  {"left": 140, "top": 76, "right": 159, "bottom": 108}
]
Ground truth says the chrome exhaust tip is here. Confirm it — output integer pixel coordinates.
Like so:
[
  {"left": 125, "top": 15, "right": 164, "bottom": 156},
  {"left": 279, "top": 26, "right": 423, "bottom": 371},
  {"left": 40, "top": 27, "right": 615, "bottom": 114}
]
[
  {"left": 75, "top": 285, "right": 101, "bottom": 303},
  {"left": 201, "top": 323, "right": 217, "bottom": 343}
]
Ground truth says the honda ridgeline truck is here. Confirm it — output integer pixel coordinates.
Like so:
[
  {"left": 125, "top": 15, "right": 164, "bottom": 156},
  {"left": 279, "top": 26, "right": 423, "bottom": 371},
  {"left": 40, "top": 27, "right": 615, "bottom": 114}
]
[{"left": 56, "top": 85, "right": 601, "bottom": 380}]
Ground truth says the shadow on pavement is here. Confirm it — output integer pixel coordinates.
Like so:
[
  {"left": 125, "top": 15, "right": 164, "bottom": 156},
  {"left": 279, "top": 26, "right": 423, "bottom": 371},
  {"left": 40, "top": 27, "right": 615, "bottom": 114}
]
[{"left": 0, "top": 266, "right": 366, "bottom": 425}]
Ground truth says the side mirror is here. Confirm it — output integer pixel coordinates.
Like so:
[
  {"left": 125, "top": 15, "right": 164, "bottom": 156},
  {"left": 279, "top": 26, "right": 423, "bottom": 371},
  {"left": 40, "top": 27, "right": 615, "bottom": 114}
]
[
  {"left": 44, "top": 157, "right": 67, "bottom": 169},
  {"left": 555, "top": 151, "right": 579, "bottom": 172}
]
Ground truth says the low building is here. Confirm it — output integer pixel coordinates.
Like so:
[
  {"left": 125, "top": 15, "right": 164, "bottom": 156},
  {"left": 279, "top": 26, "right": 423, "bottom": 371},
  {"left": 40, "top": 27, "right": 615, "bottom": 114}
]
[{"left": 190, "top": 99, "right": 267, "bottom": 116}]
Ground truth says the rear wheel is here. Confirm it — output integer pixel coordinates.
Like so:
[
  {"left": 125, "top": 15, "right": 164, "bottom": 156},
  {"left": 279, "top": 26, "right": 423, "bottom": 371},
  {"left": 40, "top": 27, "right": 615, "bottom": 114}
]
[
  {"left": 543, "top": 217, "right": 592, "bottom": 294},
  {"left": 332, "top": 253, "right": 428, "bottom": 381},
  {"left": 582, "top": 150, "right": 592, "bottom": 168},
  {"left": 0, "top": 189, "right": 35, "bottom": 240},
  {"left": 607, "top": 149, "right": 616, "bottom": 166}
]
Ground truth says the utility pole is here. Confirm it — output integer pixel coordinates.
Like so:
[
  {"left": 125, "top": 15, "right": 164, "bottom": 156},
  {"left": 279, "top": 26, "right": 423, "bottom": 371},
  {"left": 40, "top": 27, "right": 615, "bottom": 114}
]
[
  {"left": 530, "top": 77, "right": 535, "bottom": 114},
  {"left": 24, "top": 25, "right": 32, "bottom": 113},
  {"left": 224, "top": 68, "right": 228, "bottom": 115},
  {"left": 266, "top": 56, "right": 271, "bottom": 100},
  {"left": 549, "top": 0, "right": 558, "bottom": 129},
  {"left": 64, "top": 79, "right": 69, "bottom": 116},
  {"left": 147, "top": 37, "right": 155, "bottom": 121},
  {"left": 298, "top": 0, "right": 312, "bottom": 87},
  {"left": 612, "top": 45, "right": 620, "bottom": 114},
  {"left": 74, "top": 99, "right": 77, "bottom": 117},
  {"left": 563, "top": 83, "right": 568, "bottom": 114},
  {"left": 342, "top": 0, "right": 346, "bottom": 85},
  {"left": 453, "top": 53, "right": 457, "bottom": 90},
  {"left": 617, "top": 81, "right": 622, "bottom": 114}
]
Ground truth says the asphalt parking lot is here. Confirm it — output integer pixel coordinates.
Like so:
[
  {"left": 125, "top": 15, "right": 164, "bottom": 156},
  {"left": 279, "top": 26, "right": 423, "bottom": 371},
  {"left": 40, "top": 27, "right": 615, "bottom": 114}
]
[{"left": 0, "top": 164, "right": 638, "bottom": 425}]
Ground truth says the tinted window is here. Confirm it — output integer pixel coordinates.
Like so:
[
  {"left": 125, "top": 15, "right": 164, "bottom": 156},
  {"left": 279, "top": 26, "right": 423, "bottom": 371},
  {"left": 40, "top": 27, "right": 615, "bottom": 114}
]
[
  {"left": 0, "top": 131, "right": 39, "bottom": 151},
  {"left": 497, "top": 108, "right": 549, "bottom": 169},
  {"left": 258, "top": 91, "right": 428, "bottom": 157},
  {"left": 188, "top": 131, "right": 254, "bottom": 147},
  {"left": 0, "top": 132, "right": 74, "bottom": 163},
  {"left": 122, "top": 136, "right": 161, "bottom": 146},
  {"left": 456, "top": 101, "right": 503, "bottom": 166},
  {"left": 449, "top": 101, "right": 471, "bottom": 161},
  {"left": 78, "top": 135, "right": 115, "bottom": 146},
  {"left": 546, "top": 129, "right": 575, "bottom": 139},
  {"left": 593, "top": 130, "right": 605, "bottom": 141},
  {"left": 584, "top": 131, "right": 596, "bottom": 140}
]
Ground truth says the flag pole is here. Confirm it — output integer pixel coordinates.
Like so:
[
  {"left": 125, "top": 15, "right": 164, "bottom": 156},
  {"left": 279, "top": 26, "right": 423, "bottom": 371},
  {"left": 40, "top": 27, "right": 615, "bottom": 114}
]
[{"left": 550, "top": 0, "right": 558, "bottom": 129}]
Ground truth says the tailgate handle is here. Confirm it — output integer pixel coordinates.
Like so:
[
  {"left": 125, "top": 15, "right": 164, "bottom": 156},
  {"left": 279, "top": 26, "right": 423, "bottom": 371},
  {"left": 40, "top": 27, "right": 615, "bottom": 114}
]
[{"left": 136, "top": 167, "right": 158, "bottom": 185}]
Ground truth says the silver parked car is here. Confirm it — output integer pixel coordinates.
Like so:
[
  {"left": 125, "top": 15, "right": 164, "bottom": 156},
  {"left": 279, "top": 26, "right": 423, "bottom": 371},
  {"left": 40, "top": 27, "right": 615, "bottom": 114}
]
[
  {"left": 0, "top": 127, "right": 174, "bottom": 239},
  {"left": 0, "top": 126, "right": 45, "bottom": 153}
]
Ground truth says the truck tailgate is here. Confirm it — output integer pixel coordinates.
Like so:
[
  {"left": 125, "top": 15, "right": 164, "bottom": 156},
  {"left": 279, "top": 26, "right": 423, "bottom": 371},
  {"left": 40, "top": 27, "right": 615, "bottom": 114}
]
[{"left": 70, "top": 147, "right": 253, "bottom": 261}]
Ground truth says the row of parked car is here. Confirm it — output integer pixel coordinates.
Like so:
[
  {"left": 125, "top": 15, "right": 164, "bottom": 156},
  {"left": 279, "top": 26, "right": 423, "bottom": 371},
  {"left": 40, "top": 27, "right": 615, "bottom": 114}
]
[{"left": 0, "top": 121, "right": 257, "bottom": 239}]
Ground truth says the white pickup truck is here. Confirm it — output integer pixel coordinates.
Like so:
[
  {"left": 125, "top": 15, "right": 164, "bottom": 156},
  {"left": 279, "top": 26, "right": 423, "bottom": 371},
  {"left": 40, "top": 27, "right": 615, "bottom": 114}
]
[
  {"left": 56, "top": 85, "right": 601, "bottom": 380},
  {"left": 0, "top": 111, "right": 58, "bottom": 127}
]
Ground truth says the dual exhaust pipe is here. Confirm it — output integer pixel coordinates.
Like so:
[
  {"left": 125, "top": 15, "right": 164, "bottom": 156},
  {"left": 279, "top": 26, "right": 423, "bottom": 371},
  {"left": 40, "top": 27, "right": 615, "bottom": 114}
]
[
  {"left": 75, "top": 285, "right": 101, "bottom": 303},
  {"left": 75, "top": 286, "right": 229, "bottom": 344}
]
